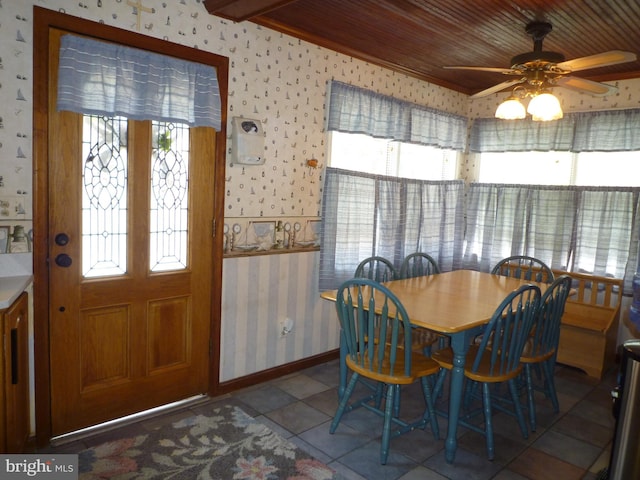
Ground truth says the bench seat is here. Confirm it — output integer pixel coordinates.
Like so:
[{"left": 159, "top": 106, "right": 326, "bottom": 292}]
[{"left": 552, "top": 270, "right": 622, "bottom": 380}]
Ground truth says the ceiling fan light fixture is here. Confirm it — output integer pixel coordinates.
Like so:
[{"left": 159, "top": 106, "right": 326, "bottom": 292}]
[
  {"left": 527, "top": 92, "right": 563, "bottom": 121},
  {"left": 495, "top": 96, "right": 526, "bottom": 119}
]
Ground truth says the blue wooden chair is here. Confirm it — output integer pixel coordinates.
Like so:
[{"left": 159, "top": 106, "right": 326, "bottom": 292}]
[
  {"left": 432, "top": 283, "right": 541, "bottom": 460},
  {"left": 354, "top": 256, "right": 397, "bottom": 282},
  {"left": 491, "top": 255, "right": 554, "bottom": 284},
  {"left": 399, "top": 252, "right": 441, "bottom": 279},
  {"left": 399, "top": 252, "right": 444, "bottom": 354},
  {"left": 329, "top": 278, "right": 440, "bottom": 464},
  {"left": 521, "top": 274, "right": 573, "bottom": 431},
  {"left": 348, "top": 256, "right": 397, "bottom": 409}
]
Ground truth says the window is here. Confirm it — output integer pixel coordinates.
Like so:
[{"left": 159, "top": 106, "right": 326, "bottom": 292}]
[
  {"left": 479, "top": 151, "right": 640, "bottom": 187},
  {"left": 478, "top": 152, "right": 572, "bottom": 185},
  {"left": 149, "top": 121, "right": 190, "bottom": 272},
  {"left": 321, "top": 82, "right": 467, "bottom": 290},
  {"left": 82, "top": 115, "right": 128, "bottom": 277},
  {"left": 81, "top": 115, "right": 192, "bottom": 278},
  {"left": 329, "top": 131, "right": 458, "bottom": 180},
  {"left": 574, "top": 151, "right": 640, "bottom": 186}
]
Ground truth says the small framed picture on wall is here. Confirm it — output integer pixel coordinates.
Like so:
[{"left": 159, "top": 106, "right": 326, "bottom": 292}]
[{"left": 250, "top": 221, "right": 276, "bottom": 250}]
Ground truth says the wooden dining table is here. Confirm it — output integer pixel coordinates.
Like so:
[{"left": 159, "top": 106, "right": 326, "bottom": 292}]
[{"left": 320, "top": 269, "right": 548, "bottom": 464}]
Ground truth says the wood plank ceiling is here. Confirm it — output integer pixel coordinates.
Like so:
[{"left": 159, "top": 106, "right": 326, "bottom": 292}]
[{"left": 204, "top": 0, "right": 640, "bottom": 97}]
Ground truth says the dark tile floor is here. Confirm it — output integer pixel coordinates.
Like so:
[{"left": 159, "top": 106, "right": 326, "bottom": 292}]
[{"left": 44, "top": 359, "right": 618, "bottom": 480}]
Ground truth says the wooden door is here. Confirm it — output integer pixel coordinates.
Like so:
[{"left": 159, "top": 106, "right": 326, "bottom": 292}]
[{"left": 47, "top": 30, "right": 217, "bottom": 435}]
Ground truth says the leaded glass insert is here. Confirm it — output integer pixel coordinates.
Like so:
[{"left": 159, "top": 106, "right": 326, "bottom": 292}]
[
  {"left": 150, "top": 121, "right": 190, "bottom": 272},
  {"left": 82, "top": 115, "right": 128, "bottom": 278}
]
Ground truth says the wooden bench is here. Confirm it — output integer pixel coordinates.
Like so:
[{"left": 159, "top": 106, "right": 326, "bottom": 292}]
[{"left": 552, "top": 269, "right": 623, "bottom": 380}]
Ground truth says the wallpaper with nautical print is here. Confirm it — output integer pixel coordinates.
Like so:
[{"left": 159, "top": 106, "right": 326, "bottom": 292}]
[{"left": 3, "top": 0, "right": 640, "bottom": 381}]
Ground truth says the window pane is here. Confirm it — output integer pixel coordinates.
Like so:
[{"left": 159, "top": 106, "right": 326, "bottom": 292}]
[
  {"left": 150, "top": 121, "right": 190, "bottom": 272},
  {"left": 479, "top": 152, "right": 573, "bottom": 185},
  {"left": 329, "top": 132, "right": 389, "bottom": 175},
  {"left": 396, "top": 143, "right": 457, "bottom": 180},
  {"left": 575, "top": 151, "right": 640, "bottom": 187},
  {"left": 480, "top": 151, "right": 640, "bottom": 187},
  {"left": 82, "top": 115, "right": 128, "bottom": 278},
  {"left": 329, "top": 131, "right": 457, "bottom": 180}
]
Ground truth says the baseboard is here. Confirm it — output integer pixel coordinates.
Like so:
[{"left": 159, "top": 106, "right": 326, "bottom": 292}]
[{"left": 213, "top": 349, "right": 339, "bottom": 396}]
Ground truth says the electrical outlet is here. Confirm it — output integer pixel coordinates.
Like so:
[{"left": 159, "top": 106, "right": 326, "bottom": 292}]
[{"left": 279, "top": 318, "right": 294, "bottom": 337}]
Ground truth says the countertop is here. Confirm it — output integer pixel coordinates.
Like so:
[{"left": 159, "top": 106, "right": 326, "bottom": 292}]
[{"left": 0, "top": 275, "right": 32, "bottom": 309}]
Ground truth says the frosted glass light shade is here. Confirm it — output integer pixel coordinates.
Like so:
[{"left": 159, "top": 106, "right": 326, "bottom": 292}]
[
  {"left": 527, "top": 93, "right": 563, "bottom": 121},
  {"left": 496, "top": 97, "right": 527, "bottom": 120},
  {"left": 495, "top": 98, "right": 526, "bottom": 119}
]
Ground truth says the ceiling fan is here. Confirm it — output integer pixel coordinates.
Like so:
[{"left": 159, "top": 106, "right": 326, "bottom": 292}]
[{"left": 445, "top": 21, "right": 637, "bottom": 99}]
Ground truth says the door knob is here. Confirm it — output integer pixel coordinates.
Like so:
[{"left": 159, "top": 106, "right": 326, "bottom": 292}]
[
  {"left": 55, "top": 253, "right": 72, "bottom": 268},
  {"left": 55, "top": 233, "right": 70, "bottom": 246}
]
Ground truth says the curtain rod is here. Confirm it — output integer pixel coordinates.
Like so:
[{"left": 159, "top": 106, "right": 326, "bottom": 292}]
[{"left": 564, "top": 105, "right": 640, "bottom": 115}]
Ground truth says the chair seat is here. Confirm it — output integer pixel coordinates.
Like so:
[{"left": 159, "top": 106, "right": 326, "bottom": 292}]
[
  {"left": 520, "top": 348, "right": 555, "bottom": 364},
  {"left": 474, "top": 333, "right": 535, "bottom": 357},
  {"left": 347, "top": 349, "right": 440, "bottom": 385},
  {"left": 432, "top": 345, "right": 523, "bottom": 383}
]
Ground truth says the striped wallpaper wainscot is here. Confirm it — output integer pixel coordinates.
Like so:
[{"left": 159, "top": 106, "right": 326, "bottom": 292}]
[{"left": 220, "top": 250, "right": 339, "bottom": 382}]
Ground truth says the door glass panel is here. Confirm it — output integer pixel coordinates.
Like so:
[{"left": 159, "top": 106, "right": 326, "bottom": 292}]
[
  {"left": 82, "top": 115, "right": 128, "bottom": 278},
  {"left": 150, "top": 121, "right": 190, "bottom": 272}
]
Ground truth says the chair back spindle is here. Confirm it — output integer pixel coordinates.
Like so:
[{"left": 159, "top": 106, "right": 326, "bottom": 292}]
[
  {"left": 337, "top": 279, "right": 412, "bottom": 380},
  {"left": 529, "top": 274, "right": 573, "bottom": 360},
  {"left": 399, "top": 252, "right": 440, "bottom": 279},
  {"left": 521, "top": 274, "right": 572, "bottom": 431},
  {"left": 470, "top": 284, "right": 541, "bottom": 379},
  {"left": 354, "top": 256, "right": 397, "bottom": 283},
  {"left": 491, "top": 255, "right": 554, "bottom": 284}
]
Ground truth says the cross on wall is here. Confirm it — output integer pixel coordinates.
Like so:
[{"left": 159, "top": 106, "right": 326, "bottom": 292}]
[{"left": 127, "top": 0, "right": 153, "bottom": 31}]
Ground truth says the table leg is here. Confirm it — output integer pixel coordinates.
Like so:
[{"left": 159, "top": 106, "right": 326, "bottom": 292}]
[{"left": 445, "top": 331, "right": 472, "bottom": 463}]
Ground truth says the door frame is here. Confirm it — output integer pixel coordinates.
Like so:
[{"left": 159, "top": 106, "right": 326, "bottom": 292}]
[{"left": 33, "top": 7, "right": 228, "bottom": 446}]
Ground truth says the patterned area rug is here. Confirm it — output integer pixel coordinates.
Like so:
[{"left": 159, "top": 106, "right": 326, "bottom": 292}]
[{"left": 79, "top": 404, "right": 342, "bottom": 479}]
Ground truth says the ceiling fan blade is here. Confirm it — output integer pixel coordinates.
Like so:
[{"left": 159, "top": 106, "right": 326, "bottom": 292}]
[
  {"left": 556, "top": 50, "right": 637, "bottom": 72},
  {"left": 555, "top": 76, "right": 617, "bottom": 96},
  {"left": 444, "top": 66, "right": 519, "bottom": 75},
  {"left": 470, "top": 79, "right": 525, "bottom": 99}
]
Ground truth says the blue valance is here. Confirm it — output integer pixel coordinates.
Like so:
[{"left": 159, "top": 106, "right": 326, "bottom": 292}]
[
  {"left": 471, "top": 109, "right": 640, "bottom": 153},
  {"left": 57, "top": 35, "right": 222, "bottom": 129},
  {"left": 327, "top": 81, "right": 467, "bottom": 151},
  {"left": 572, "top": 109, "right": 640, "bottom": 152}
]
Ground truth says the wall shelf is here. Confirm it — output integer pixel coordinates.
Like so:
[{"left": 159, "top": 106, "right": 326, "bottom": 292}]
[{"left": 223, "top": 246, "right": 319, "bottom": 258}]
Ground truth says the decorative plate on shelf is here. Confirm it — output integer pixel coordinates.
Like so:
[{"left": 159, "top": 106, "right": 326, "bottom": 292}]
[
  {"left": 295, "top": 241, "right": 316, "bottom": 247},
  {"left": 234, "top": 245, "right": 258, "bottom": 252}
]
